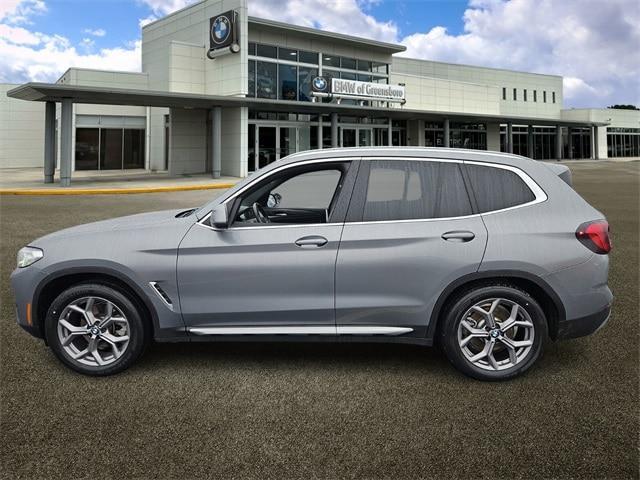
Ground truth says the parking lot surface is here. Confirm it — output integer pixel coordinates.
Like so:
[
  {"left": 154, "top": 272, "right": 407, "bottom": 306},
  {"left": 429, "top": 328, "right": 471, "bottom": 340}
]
[{"left": 1, "top": 161, "right": 638, "bottom": 479}]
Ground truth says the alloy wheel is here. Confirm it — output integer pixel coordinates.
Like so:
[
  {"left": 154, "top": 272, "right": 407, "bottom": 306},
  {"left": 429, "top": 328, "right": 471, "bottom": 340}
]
[
  {"left": 57, "top": 296, "right": 130, "bottom": 367},
  {"left": 456, "top": 298, "right": 535, "bottom": 371}
]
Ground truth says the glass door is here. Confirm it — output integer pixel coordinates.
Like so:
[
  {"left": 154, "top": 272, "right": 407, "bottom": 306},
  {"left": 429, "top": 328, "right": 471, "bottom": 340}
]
[
  {"left": 341, "top": 128, "right": 357, "bottom": 147},
  {"left": 358, "top": 128, "right": 372, "bottom": 147},
  {"left": 279, "top": 127, "right": 297, "bottom": 159},
  {"left": 257, "top": 126, "right": 277, "bottom": 169}
]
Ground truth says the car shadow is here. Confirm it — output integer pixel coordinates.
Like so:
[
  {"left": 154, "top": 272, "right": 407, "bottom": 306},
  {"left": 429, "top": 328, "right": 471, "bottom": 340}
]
[{"left": 139, "top": 340, "right": 451, "bottom": 375}]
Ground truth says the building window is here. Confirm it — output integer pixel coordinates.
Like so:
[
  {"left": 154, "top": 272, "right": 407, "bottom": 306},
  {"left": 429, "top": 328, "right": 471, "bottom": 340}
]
[
  {"left": 449, "top": 123, "right": 487, "bottom": 150},
  {"left": 533, "top": 90, "right": 537, "bottom": 102},
  {"left": 256, "top": 61, "right": 277, "bottom": 99},
  {"left": 76, "top": 127, "right": 145, "bottom": 170},
  {"left": 256, "top": 44, "right": 277, "bottom": 59},
  {"left": 552, "top": 91, "right": 556, "bottom": 103},
  {"left": 298, "top": 50, "right": 319, "bottom": 64},
  {"left": 513, "top": 88, "right": 517, "bottom": 101},
  {"left": 502, "top": 87, "right": 506, "bottom": 100},
  {"left": 322, "top": 54, "right": 340, "bottom": 68},
  {"left": 524, "top": 89, "right": 527, "bottom": 102},
  {"left": 607, "top": 127, "right": 640, "bottom": 158},
  {"left": 278, "top": 64, "right": 297, "bottom": 100},
  {"left": 248, "top": 60, "right": 256, "bottom": 97},
  {"left": 298, "top": 67, "right": 318, "bottom": 101},
  {"left": 341, "top": 57, "right": 357, "bottom": 70},
  {"left": 543, "top": 91, "right": 547, "bottom": 103},
  {"left": 278, "top": 47, "right": 298, "bottom": 61}
]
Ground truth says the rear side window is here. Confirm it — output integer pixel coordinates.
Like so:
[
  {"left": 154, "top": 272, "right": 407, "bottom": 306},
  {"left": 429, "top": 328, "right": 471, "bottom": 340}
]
[
  {"left": 362, "top": 160, "right": 473, "bottom": 221},
  {"left": 465, "top": 164, "right": 535, "bottom": 213}
]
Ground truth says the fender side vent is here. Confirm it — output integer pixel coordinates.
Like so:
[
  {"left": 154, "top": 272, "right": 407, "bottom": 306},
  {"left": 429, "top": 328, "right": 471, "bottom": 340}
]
[{"left": 149, "top": 282, "right": 173, "bottom": 308}]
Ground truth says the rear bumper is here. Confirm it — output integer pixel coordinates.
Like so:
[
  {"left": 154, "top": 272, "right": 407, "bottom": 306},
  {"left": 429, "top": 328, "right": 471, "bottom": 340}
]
[{"left": 555, "top": 304, "right": 612, "bottom": 340}]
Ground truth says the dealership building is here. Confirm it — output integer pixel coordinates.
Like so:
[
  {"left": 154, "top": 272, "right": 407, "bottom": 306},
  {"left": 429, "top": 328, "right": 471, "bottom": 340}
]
[{"left": 2, "top": 0, "right": 639, "bottom": 185}]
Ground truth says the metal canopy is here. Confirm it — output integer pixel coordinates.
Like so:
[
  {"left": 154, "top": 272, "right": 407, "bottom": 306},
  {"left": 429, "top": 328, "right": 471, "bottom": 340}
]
[{"left": 7, "top": 82, "right": 607, "bottom": 127}]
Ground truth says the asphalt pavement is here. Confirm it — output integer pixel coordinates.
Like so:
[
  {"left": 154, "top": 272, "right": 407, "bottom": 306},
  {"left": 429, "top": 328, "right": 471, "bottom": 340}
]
[{"left": 0, "top": 161, "right": 638, "bottom": 479}]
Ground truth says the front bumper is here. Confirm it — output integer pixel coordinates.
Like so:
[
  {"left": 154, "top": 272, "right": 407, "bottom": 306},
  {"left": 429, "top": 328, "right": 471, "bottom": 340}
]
[
  {"left": 10, "top": 265, "right": 45, "bottom": 339},
  {"left": 555, "top": 304, "right": 612, "bottom": 340}
]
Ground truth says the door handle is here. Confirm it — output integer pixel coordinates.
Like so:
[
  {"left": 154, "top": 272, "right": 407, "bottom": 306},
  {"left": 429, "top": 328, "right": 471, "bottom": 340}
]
[
  {"left": 295, "top": 235, "right": 328, "bottom": 248},
  {"left": 441, "top": 230, "right": 475, "bottom": 242}
]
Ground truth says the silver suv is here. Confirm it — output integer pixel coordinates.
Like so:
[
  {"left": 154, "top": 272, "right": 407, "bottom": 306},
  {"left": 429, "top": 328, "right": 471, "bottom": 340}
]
[{"left": 10, "top": 148, "right": 612, "bottom": 380}]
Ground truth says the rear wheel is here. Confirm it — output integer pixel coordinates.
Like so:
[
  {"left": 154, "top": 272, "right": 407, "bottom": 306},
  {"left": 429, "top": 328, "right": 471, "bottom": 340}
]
[
  {"left": 439, "top": 284, "right": 547, "bottom": 381},
  {"left": 44, "top": 283, "right": 148, "bottom": 376}
]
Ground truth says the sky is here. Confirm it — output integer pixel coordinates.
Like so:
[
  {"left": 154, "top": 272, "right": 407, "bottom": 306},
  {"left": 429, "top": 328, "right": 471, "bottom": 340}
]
[{"left": 0, "top": 0, "right": 638, "bottom": 108}]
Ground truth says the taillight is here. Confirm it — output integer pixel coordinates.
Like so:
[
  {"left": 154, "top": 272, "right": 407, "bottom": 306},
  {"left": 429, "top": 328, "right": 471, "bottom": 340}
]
[{"left": 576, "top": 220, "right": 611, "bottom": 254}]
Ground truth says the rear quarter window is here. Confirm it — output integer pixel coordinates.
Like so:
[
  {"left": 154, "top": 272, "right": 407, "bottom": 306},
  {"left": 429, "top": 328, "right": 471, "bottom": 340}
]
[{"left": 465, "top": 164, "right": 535, "bottom": 213}]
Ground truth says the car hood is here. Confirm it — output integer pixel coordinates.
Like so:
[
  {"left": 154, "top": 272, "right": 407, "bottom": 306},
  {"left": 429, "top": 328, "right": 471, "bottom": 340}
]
[{"left": 32, "top": 208, "right": 196, "bottom": 244}]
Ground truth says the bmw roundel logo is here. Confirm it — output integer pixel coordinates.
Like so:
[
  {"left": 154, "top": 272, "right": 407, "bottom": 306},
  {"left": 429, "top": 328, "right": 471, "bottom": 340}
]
[
  {"left": 211, "top": 15, "right": 231, "bottom": 45},
  {"left": 312, "top": 76, "right": 328, "bottom": 92}
]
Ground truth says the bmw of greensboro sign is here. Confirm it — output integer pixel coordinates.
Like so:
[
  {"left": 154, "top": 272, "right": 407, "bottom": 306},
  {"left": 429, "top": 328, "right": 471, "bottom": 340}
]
[{"left": 332, "top": 78, "right": 405, "bottom": 101}]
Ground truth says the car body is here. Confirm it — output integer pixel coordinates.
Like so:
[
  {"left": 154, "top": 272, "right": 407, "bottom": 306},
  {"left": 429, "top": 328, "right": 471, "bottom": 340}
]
[{"left": 11, "top": 147, "right": 613, "bottom": 379}]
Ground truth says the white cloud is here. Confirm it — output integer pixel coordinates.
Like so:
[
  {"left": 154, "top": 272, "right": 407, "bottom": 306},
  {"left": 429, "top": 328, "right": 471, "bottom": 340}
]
[
  {"left": 0, "top": 23, "right": 42, "bottom": 45},
  {"left": 0, "top": 0, "right": 46, "bottom": 24},
  {"left": 397, "top": 0, "right": 640, "bottom": 108},
  {"left": 1, "top": 0, "right": 637, "bottom": 109},
  {"left": 83, "top": 28, "right": 106, "bottom": 37},
  {"left": 248, "top": 0, "right": 398, "bottom": 43},
  {"left": 0, "top": 34, "right": 141, "bottom": 83},
  {"left": 138, "top": 14, "right": 157, "bottom": 28},
  {"left": 0, "top": 1, "right": 140, "bottom": 83},
  {"left": 138, "top": 0, "right": 196, "bottom": 16}
]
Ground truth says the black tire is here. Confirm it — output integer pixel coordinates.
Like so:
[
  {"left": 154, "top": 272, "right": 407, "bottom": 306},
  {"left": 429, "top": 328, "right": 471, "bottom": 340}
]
[
  {"left": 439, "top": 284, "right": 547, "bottom": 381},
  {"left": 44, "top": 283, "right": 149, "bottom": 376}
]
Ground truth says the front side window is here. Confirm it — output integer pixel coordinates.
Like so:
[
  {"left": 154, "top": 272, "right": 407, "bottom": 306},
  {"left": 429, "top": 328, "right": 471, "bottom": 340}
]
[
  {"left": 360, "top": 160, "right": 473, "bottom": 222},
  {"left": 232, "top": 165, "right": 346, "bottom": 226},
  {"left": 465, "top": 164, "right": 535, "bottom": 212}
]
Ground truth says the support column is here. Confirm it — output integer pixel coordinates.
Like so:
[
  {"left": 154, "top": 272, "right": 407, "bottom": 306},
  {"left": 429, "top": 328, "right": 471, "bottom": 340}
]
[
  {"left": 317, "top": 114, "right": 323, "bottom": 149},
  {"left": 527, "top": 125, "right": 534, "bottom": 158},
  {"left": 507, "top": 122, "right": 513, "bottom": 153},
  {"left": 590, "top": 126, "right": 596, "bottom": 159},
  {"left": 556, "top": 125, "right": 563, "bottom": 160},
  {"left": 331, "top": 112, "right": 338, "bottom": 148},
  {"left": 567, "top": 127, "right": 573, "bottom": 159},
  {"left": 44, "top": 101, "right": 56, "bottom": 184},
  {"left": 60, "top": 99, "right": 73, "bottom": 187},
  {"left": 211, "top": 107, "right": 222, "bottom": 178},
  {"left": 443, "top": 118, "right": 450, "bottom": 148},
  {"left": 388, "top": 117, "right": 393, "bottom": 146}
]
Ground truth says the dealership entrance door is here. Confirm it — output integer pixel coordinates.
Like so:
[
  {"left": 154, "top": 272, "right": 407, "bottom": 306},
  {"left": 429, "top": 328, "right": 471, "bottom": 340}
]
[
  {"left": 341, "top": 127, "right": 373, "bottom": 147},
  {"left": 249, "top": 123, "right": 312, "bottom": 172}
]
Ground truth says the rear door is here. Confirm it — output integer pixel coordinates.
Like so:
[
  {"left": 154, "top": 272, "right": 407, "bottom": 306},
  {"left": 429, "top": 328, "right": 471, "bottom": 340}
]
[{"left": 335, "top": 158, "right": 488, "bottom": 338}]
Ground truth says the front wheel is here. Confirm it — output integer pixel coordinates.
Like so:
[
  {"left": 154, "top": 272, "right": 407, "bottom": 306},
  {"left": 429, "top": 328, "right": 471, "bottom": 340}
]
[
  {"left": 44, "top": 283, "right": 148, "bottom": 376},
  {"left": 439, "top": 284, "right": 547, "bottom": 381}
]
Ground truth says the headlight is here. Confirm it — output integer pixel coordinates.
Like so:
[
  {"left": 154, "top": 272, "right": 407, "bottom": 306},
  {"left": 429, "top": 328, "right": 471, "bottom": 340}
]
[{"left": 17, "top": 246, "right": 43, "bottom": 268}]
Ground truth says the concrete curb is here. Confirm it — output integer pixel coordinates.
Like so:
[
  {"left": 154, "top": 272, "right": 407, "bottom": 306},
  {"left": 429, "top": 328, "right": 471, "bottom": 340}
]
[{"left": 0, "top": 183, "right": 237, "bottom": 196}]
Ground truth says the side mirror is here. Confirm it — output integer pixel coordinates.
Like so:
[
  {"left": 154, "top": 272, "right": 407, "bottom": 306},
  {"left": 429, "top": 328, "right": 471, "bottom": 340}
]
[
  {"left": 267, "top": 192, "right": 282, "bottom": 208},
  {"left": 209, "top": 204, "right": 229, "bottom": 229}
]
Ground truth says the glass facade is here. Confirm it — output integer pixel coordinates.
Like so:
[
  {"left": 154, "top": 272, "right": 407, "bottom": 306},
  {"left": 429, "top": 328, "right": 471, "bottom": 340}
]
[
  {"left": 75, "top": 127, "right": 145, "bottom": 170},
  {"left": 499, "top": 125, "right": 559, "bottom": 159},
  {"left": 607, "top": 127, "right": 640, "bottom": 157},
  {"left": 247, "top": 42, "right": 390, "bottom": 103},
  {"left": 424, "top": 123, "right": 486, "bottom": 150}
]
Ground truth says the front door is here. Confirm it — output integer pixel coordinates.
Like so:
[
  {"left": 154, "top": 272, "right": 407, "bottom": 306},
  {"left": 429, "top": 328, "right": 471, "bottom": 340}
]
[
  {"left": 335, "top": 158, "right": 488, "bottom": 337},
  {"left": 177, "top": 161, "right": 357, "bottom": 333}
]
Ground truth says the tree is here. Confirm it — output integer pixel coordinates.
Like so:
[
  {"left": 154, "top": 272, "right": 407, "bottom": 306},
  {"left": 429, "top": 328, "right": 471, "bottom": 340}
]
[{"left": 607, "top": 104, "right": 639, "bottom": 110}]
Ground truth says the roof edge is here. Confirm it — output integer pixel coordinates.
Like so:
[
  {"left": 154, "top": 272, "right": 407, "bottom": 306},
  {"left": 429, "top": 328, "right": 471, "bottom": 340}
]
[{"left": 248, "top": 16, "right": 406, "bottom": 53}]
